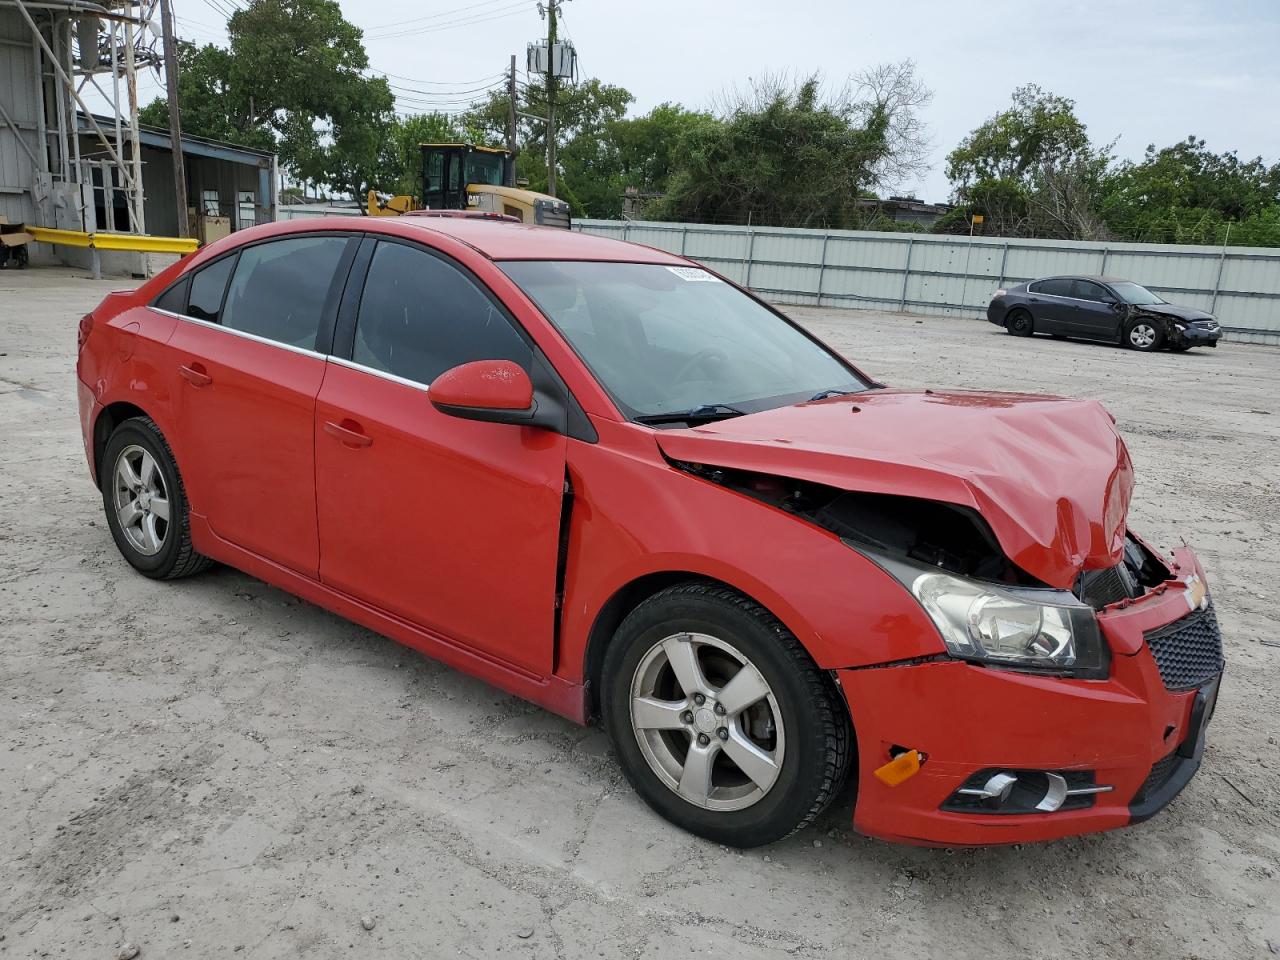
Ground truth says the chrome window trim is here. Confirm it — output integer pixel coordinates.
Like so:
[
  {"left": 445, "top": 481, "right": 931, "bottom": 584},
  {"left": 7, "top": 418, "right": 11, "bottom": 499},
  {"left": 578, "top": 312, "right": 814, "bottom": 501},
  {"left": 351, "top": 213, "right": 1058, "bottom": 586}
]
[
  {"left": 326, "top": 354, "right": 433, "bottom": 393},
  {"left": 1027, "top": 291, "right": 1110, "bottom": 305},
  {"left": 1028, "top": 279, "right": 1116, "bottom": 305},
  {"left": 153, "top": 307, "right": 328, "bottom": 361}
]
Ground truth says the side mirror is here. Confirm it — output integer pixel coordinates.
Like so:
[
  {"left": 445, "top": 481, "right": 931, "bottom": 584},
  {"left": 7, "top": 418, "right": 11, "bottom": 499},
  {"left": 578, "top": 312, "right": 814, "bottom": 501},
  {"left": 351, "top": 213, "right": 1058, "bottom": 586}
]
[{"left": 429, "top": 360, "right": 537, "bottom": 425}]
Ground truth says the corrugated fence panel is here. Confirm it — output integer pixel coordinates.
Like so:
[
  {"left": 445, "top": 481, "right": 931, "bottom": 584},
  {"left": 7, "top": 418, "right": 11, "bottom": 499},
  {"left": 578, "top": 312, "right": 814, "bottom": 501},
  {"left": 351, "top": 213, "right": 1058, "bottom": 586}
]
[{"left": 573, "top": 220, "right": 1280, "bottom": 344}]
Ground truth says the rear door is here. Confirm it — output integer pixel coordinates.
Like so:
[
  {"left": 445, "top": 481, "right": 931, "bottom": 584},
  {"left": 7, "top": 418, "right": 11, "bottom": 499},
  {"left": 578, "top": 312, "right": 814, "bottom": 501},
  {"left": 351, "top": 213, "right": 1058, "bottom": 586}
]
[
  {"left": 313, "top": 237, "right": 567, "bottom": 675},
  {"left": 166, "top": 234, "right": 356, "bottom": 577},
  {"left": 1027, "top": 278, "right": 1077, "bottom": 333}
]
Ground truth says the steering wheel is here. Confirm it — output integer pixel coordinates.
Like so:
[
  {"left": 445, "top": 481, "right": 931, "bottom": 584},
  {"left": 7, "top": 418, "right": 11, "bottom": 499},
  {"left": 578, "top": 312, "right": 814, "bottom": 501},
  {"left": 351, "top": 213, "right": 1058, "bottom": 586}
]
[{"left": 671, "top": 348, "right": 729, "bottom": 385}]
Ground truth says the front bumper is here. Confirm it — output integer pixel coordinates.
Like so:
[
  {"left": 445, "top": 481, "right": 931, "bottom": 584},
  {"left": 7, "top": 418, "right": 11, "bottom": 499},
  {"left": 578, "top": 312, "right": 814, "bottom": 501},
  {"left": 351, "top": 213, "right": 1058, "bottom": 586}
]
[
  {"left": 841, "top": 547, "right": 1221, "bottom": 846},
  {"left": 1170, "top": 324, "right": 1222, "bottom": 347}
]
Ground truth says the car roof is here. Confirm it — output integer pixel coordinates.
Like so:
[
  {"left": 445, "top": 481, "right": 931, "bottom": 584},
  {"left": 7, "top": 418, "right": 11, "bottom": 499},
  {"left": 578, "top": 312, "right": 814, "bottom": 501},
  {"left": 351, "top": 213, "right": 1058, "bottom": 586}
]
[
  {"left": 1032, "top": 275, "right": 1131, "bottom": 285},
  {"left": 389, "top": 217, "right": 686, "bottom": 264}
]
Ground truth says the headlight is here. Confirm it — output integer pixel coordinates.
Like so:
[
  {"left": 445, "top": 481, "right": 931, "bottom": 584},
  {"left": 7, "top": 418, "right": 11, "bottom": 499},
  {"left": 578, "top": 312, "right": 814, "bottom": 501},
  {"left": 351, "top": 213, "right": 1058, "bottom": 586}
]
[{"left": 876, "top": 557, "right": 1109, "bottom": 678}]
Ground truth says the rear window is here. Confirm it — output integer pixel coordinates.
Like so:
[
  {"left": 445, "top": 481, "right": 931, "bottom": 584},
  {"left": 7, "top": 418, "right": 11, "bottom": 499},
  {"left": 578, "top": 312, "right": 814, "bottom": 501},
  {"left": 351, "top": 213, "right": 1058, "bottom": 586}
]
[{"left": 186, "top": 255, "right": 236, "bottom": 323}]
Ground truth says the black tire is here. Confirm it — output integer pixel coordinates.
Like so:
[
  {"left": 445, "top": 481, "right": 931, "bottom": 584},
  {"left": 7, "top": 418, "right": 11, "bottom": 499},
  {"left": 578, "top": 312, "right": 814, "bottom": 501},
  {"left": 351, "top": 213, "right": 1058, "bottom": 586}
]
[
  {"left": 602, "top": 582, "right": 852, "bottom": 847},
  {"left": 1006, "top": 309, "right": 1034, "bottom": 337},
  {"left": 101, "top": 416, "right": 212, "bottom": 580},
  {"left": 1125, "top": 318, "right": 1164, "bottom": 352}
]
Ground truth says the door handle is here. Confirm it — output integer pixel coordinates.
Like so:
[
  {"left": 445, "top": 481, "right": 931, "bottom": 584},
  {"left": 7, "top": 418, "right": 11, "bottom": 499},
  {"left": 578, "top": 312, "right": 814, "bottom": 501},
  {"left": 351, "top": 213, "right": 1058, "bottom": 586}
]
[
  {"left": 324, "top": 419, "right": 373, "bottom": 448},
  {"left": 1029, "top": 297, "right": 1044, "bottom": 303},
  {"left": 179, "top": 363, "right": 212, "bottom": 387}
]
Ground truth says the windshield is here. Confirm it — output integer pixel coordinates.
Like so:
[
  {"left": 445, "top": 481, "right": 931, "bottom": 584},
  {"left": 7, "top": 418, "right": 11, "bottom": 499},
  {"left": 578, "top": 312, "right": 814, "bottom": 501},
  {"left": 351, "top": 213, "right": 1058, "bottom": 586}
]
[
  {"left": 465, "top": 152, "right": 505, "bottom": 186},
  {"left": 1109, "top": 281, "right": 1165, "bottom": 305},
  {"left": 500, "top": 261, "right": 867, "bottom": 420}
]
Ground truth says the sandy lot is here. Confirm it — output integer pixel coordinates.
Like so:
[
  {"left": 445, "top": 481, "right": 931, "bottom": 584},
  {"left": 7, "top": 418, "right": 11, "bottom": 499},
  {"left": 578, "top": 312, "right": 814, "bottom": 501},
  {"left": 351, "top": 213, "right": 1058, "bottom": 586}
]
[{"left": 2, "top": 267, "right": 1278, "bottom": 960}]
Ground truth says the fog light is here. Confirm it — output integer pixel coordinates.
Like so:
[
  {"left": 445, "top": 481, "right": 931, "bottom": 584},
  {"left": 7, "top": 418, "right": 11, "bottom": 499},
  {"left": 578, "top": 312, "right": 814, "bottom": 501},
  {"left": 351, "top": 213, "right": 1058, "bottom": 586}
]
[{"left": 943, "top": 769, "right": 1113, "bottom": 814}]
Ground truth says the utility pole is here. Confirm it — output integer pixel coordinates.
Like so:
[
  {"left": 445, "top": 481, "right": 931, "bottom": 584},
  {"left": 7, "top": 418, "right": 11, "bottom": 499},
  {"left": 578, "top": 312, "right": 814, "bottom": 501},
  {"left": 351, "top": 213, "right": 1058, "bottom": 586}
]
[
  {"left": 506, "top": 53, "right": 517, "bottom": 186},
  {"left": 544, "top": 1, "right": 558, "bottom": 197},
  {"left": 158, "top": 0, "right": 188, "bottom": 236}
]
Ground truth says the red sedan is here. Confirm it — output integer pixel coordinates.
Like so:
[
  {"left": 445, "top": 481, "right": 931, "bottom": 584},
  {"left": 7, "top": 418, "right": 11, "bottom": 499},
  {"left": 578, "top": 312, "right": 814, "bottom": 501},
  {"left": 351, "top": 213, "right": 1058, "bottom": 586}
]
[{"left": 76, "top": 216, "right": 1224, "bottom": 847}]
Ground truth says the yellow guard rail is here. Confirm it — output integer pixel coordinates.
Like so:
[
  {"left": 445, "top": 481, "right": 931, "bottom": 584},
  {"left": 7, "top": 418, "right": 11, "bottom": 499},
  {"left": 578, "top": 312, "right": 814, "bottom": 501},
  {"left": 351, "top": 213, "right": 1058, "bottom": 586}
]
[{"left": 27, "top": 226, "right": 199, "bottom": 255}]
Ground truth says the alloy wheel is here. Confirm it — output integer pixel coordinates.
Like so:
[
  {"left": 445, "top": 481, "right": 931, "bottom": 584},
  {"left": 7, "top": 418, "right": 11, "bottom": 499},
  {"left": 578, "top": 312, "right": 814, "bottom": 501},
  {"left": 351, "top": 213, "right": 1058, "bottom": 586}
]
[
  {"left": 112, "top": 444, "right": 170, "bottom": 556},
  {"left": 1129, "top": 323, "right": 1158, "bottom": 349},
  {"left": 629, "top": 632, "right": 785, "bottom": 811}
]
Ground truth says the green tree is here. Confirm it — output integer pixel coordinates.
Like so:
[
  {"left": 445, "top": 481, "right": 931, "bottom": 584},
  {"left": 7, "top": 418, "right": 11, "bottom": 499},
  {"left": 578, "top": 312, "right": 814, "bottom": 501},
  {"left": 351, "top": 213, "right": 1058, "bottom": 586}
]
[
  {"left": 1100, "top": 136, "right": 1280, "bottom": 245},
  {"left": 141, "top": 0, "right": 394, "bottom": 197},
  {"left": 609, "top": 104, "right": 717, "bottom": 193},
  {"left": 943, "top": 84, "right": 1111, "bottom": 239},
  {"left": 651, "top": 75, "right": 893, "bottom": 228}
]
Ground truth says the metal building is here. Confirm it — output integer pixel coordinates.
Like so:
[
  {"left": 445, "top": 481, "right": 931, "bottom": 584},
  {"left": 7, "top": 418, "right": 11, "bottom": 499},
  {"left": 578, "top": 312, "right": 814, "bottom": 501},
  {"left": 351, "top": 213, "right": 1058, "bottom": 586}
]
[{"left": 0, "top": 0, "right": 276, "bottom": 273}]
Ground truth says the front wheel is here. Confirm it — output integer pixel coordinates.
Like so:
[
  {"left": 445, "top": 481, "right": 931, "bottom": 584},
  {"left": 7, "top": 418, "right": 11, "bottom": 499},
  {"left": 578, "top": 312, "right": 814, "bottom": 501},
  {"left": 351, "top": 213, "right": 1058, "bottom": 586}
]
[
  {"left": 602, "top": 583, "right": 852, "bottom": 847},
  {"left": 1126, "top": 320, "right": 1164, "bottom": 351},
  {"left": 101, "top": 416, "right": 211, "bottom": 579}
]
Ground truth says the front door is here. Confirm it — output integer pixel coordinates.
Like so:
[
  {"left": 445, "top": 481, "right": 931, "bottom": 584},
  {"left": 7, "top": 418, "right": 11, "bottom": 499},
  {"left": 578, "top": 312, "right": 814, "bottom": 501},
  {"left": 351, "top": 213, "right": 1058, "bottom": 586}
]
[
  {"left": 167, "top": 234, "right": 355, "bottom": 577},
  {"left": 1069, "top": 279, "right": 1124, "bottom": 340},
  {"left": 314, "top": 238, "right": 567, "bottom": 675}
]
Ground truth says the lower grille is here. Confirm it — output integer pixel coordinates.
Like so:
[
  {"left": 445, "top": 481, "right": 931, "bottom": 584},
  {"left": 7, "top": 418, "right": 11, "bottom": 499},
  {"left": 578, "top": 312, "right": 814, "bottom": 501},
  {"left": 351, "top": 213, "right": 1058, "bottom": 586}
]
[
  {"left": 1144, "top": 603, "right": 1224, "bottom": 690},
  {"left": 1133, "top": 750, "right": 1180, "bottom": 805}
]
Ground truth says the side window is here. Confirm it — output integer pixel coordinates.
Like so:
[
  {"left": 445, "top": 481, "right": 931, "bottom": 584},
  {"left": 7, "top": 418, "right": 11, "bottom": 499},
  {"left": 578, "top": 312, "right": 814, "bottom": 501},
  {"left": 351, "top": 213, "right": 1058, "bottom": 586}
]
[
  {"left": 153, "top": 276, "right": 189, "bottom": 314},
  {"left": 1040, "top": 278, "right": 1073, "bottom": 297},
  {"left": 220, "top": 236, "right": 349, "bottom": 350},
  {"left": 1074, "top": 280, "right": 1110, "bottom": 302},
  {"left": 352, "top": 241, "right": 532, "bottom": 385},
  {"left": 186, "top": 255, "right": 236, "bottom": 323}
]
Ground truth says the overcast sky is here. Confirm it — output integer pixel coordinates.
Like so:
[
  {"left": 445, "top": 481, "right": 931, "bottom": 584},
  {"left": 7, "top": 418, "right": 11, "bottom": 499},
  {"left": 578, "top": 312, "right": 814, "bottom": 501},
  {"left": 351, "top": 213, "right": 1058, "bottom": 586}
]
[{"left": 162, "top": 0, "right": 1280, "bottom": 201}]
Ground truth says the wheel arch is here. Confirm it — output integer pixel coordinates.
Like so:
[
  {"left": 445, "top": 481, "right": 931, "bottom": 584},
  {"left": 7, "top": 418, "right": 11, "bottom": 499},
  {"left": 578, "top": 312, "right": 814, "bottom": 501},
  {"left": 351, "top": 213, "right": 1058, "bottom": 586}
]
[
  {"left": 581, "top": 570, "right": 846, "bottom": 727},
  {"left": 92, "top": 401, "right": 151, "bottom": 487}
]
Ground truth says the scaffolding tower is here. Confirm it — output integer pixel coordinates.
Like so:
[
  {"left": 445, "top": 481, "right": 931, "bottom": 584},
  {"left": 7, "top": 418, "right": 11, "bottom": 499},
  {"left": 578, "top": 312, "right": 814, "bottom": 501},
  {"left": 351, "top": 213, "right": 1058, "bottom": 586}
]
[{"left": 2, "top": 0, "right": 158, "bottom": 236}]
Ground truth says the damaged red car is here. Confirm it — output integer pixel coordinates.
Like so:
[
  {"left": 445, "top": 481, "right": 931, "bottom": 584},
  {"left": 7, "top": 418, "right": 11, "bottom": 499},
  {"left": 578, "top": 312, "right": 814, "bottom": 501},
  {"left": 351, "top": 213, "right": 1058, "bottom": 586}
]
[{"left": 76, "top": 216, "right": 1225, "bottom": 848}]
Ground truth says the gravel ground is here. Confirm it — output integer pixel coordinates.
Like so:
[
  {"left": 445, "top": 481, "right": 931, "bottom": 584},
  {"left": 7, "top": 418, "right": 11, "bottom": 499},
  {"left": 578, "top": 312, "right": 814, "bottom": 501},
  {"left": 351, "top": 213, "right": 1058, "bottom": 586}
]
[{"left": 2, "top": 268, "right": 1278, "bottom": 960}]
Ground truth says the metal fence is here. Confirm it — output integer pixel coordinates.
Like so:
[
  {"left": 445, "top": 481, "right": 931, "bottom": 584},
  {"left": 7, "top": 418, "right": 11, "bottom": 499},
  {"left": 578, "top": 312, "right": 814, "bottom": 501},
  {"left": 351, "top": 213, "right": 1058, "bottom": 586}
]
[{"left": 572, "top": 219, "right": 1280, "bottom": 345}]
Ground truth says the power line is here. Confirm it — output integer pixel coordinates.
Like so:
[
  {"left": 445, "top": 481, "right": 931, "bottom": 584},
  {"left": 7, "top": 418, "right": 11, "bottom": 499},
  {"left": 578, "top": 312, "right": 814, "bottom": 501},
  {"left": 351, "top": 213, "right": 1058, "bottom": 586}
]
[
  {"left": 387, "top": 80, "right": 506, "bottom": 98},
  {"left": 370, "top": 68, "right": 508, "bottom": 86},
  {"left": 363, "top": 0, "right": 526, "bottom": 33},
  {"left": 195, "top": 0, "right": 236, "bottom": 21},
  {"left": 365, "top": 4, "right": 530, "bottom": 40}
]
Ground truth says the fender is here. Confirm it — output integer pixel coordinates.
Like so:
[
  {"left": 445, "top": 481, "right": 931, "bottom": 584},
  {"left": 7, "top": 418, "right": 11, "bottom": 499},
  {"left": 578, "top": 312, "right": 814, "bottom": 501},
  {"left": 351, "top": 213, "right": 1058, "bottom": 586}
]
[{"left": 556, "top": 420, "right": 946, "bottom": 686}]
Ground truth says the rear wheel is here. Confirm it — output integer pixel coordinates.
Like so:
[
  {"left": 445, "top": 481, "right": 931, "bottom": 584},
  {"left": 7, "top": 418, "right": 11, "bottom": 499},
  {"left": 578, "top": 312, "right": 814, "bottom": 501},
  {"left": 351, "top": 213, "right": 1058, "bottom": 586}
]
[
  {"left": 602, "top": 582, "right": 852, "bottom": 847},
  {"left": 1126, "top": 320, "right": 1164, "bottom": 352},
  {"left": 101, "top": 417, "right": 211, "bottom": 580},
  {"left": 1006, "top": 309, "right": 1033, "bottom": 337}
]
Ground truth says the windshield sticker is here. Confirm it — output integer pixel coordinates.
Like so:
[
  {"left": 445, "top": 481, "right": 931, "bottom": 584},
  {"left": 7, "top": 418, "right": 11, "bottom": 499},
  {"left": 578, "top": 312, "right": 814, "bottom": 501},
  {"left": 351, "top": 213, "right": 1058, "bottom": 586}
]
[{"left": 666, "top": 266, "right": 721, "bottom": 282}]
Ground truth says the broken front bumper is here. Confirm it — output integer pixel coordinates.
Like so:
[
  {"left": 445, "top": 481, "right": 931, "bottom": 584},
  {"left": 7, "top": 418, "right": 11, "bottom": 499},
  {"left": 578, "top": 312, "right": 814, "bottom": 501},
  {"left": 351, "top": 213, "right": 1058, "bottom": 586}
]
[{"left": 840, "top": 547, "right": 1222, "bottom": 846}]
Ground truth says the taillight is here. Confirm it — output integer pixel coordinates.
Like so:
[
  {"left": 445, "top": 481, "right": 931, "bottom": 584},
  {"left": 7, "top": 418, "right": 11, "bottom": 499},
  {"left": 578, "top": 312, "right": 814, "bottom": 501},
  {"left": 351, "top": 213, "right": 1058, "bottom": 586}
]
[
  {"left": 77, "top": 313, "right": 94, "bottom": 349},
  {"left": 993, "top": 289, "right": 1007, "bottom": 298}
]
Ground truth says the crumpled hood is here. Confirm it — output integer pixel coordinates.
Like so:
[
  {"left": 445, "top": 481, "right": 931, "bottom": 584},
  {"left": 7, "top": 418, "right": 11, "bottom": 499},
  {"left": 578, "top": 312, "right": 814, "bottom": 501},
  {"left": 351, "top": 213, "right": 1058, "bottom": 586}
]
[
  {"left": 1139, "top": 303, "right": 1215, "bottom": 323},
  {"left": 656, "top": 389, "right": 1134, "bottom": 589}
]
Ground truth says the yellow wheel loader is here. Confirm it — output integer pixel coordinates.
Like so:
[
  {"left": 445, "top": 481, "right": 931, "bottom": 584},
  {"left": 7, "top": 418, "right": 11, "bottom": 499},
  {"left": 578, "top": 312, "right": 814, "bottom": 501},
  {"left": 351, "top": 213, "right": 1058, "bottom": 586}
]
[{"left": 367, "top": 143, "right": 571, "bottom": 228}]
